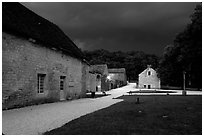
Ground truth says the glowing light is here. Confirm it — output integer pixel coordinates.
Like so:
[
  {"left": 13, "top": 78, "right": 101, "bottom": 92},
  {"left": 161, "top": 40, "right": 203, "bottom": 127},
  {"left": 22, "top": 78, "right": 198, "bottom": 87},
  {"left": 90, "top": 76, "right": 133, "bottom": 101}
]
[{"left": 107, "top": 76, "right": 111, "bottom": 80}]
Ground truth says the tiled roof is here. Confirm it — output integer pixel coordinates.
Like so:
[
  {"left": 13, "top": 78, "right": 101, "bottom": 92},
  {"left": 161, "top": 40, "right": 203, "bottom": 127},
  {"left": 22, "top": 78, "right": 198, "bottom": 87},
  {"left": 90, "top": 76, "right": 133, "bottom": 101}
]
[
  {"left": 108, "top": 68, "right": 126, "bottom": 73},
  {"left": 90, "top": 64, "right": 108, "bottom": 75},
  {"left": 2, "top": 2, "right": 86, "bottom": 61}
]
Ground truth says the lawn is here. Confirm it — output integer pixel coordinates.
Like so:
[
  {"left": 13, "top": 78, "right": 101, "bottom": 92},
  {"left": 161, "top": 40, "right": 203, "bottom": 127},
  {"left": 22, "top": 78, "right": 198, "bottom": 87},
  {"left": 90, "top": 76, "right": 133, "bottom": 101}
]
[{"left": 44, "top": 95, "right": 202, "bottom": 135}]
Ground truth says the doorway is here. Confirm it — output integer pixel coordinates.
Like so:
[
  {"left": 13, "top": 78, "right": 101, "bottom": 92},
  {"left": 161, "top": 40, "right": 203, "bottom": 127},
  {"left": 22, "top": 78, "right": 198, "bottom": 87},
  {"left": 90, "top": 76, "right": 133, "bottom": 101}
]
[
  {"left": 111, "top": 83, "right": 114, "bottom": 89},
  {"left": 148, "top": 85, "right": 151, "bottom": 89},
  {"left": 144, "top": 85, "right": 146, "bottom": 88}
]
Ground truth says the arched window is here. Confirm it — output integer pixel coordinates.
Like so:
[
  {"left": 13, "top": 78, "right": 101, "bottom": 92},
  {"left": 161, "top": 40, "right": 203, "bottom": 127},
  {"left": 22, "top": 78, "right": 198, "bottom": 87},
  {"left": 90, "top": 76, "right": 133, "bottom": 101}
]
[{"left": 97, "top": 74, "right": 101, "bottom": 79}]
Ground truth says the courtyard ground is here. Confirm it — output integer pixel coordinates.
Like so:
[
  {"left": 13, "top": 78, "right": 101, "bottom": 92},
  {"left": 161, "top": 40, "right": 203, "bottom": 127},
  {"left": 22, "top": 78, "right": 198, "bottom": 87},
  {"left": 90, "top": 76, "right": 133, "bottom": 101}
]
[{"left": 2, "top": 83, "right": 202, "bottom": 135}]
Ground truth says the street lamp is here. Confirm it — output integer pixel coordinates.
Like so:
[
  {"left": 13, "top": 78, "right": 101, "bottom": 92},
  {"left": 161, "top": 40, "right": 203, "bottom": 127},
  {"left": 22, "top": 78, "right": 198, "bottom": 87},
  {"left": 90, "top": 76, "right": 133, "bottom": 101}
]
[
  {"left": 182, "top": 71, "right": 186, "bottom": 95},
  {"left": 107, "top": 75, "right": 111, "bottom": 80}
]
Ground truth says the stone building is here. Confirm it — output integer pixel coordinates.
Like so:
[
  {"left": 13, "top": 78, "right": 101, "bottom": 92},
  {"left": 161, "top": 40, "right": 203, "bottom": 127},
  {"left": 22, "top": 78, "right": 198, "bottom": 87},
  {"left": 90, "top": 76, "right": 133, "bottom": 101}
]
[
  {"left": 90, "top": 64, "right": 110, "bottom": 92},
  {"left": 88, "top": 72, "right": 97, "bottom": 93},
  {"left": 87, "top": 70, "right": 102, "bottom": 93},
  {"left": 2, "top": 3, "right": 90, "bottom": 109},
  {"left": 108, "top": 68, "right": 127, "bottom": 89},
  {"left": 138, "top": 65, "right": 161, "bottom": 89}
]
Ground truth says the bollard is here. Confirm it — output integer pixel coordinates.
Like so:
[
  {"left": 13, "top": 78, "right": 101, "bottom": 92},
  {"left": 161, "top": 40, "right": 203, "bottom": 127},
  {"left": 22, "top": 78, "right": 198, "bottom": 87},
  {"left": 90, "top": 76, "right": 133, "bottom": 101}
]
[
  {"left": 182, "top": 90, "right": 186, "bottom": 96},
  {"left": 136, "top": 97, "right": 140, "bottom": 104},
  {"left": 91, "top": 92, "right": 95, "bottom": 98}
]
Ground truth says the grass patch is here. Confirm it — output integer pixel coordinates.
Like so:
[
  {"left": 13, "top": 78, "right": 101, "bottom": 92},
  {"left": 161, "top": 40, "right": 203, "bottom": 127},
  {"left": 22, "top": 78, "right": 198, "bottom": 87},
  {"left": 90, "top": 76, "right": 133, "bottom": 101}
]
[{"left": 44, "top": 95, "right": 202, "bottom": 135}]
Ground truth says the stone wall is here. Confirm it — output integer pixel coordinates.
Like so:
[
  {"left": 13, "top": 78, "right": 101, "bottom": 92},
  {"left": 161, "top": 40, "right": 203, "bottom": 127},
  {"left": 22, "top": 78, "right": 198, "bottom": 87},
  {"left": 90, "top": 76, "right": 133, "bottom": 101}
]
[
  {"left": 101, "top": 75, "right": 109, "bottom": 92},
  {"left": 108, "top": 72, "right": 127, "bottom": 88},
  {"left": 2, "top": 32, "right": 87, "bottom": 109},
  {"left": 81, "top": 63, "right": 90, "bottom": 96},
  {"left": 89, "top": 73, "right": 97, "bottom": 92}
]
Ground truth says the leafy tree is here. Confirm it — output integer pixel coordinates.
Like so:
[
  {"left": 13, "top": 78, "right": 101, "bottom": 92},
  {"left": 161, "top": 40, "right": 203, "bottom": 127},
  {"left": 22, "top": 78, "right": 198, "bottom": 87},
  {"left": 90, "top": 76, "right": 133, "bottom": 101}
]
[
  {"left": 83, "top": 49, "right": 159, "bottom": 82},
  {"left": 158, "top": 3, "right": 202, "bottom": 89}
]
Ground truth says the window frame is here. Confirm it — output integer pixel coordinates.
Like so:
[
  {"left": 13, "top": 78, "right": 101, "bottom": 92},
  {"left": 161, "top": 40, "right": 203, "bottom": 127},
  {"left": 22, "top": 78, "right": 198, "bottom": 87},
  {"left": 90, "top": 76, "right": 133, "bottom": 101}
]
[
  {"left": 144, "top": 85, "right": 146, "bottom": 88},
  {"left": 60, "top": 76, "right": 66, "bottom": 91},
  {"left": 148, "top": 85, "right": 151, "bottom": 89},
  {"left": 148, "top": 71, "right": 151, "bottom": 76},
  {"left": 37, "top": 73, "right": 46, "bottom": 94}
]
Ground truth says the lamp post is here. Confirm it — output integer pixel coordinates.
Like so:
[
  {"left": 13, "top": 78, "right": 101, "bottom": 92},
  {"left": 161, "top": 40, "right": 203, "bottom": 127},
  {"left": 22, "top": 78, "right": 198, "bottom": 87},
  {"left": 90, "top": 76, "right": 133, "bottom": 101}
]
[{"left": 182, "top": 71, "right": 186, "bottom": 95}]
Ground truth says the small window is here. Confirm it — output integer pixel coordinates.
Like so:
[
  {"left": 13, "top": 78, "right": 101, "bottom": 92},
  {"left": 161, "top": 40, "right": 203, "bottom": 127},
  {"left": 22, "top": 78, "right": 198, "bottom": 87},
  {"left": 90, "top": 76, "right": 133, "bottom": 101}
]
[
  {"left": 144, "top": 85, "right": 146, "bottom": 88},
  {"left": 148, "top": 85, "right": 151, "bottom": 89},
  {"left": 97, "top": 75, "right": 100, "bottom": 79},
  {"left": 60, "top": 76, "right": 66, "bottom": 90},
  {"left": 148, "top": 71, "right": 151, "bottom": 76},
  {"left": 37, "top": 74, "right": 46, "bottom": 93}
]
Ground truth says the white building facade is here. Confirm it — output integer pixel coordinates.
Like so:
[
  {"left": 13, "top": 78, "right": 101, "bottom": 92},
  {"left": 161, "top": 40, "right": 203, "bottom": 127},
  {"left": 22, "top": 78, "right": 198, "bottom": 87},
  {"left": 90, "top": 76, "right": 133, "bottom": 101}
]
[{"left": 138, "top": 66, "right": 161, "bottom": 89}]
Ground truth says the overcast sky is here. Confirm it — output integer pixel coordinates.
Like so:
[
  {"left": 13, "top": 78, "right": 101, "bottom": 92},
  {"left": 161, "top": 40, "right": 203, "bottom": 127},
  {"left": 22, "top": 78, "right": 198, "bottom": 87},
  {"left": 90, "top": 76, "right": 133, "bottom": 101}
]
[{"left": 22, "top": 2, "right": 198, "bottom": 55}]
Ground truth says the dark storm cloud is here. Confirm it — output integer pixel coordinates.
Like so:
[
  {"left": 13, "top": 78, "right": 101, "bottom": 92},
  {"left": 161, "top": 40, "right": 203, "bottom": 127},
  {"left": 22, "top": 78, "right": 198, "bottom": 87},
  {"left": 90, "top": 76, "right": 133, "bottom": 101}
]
[{"left": 22, "top": 2, "right": 198, "bottom": 55}]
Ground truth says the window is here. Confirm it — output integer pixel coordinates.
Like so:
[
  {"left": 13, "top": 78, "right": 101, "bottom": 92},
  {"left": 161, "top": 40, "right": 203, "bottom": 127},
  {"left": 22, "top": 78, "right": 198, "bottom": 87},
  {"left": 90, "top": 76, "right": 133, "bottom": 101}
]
[
  {"left": 148, "top": 71, "right": 151, "bottom": 76},
  {"left": 144, "top": 85, "right": 146, "bottom": 88},
  {"left": 37, "top": 74, "right": 46, "bottom": 93},
  {"left": 148, "top": 85, "right": 151, "bottom": 89},
  {"left": 97, "top": 75, "right": 101, "bottom": 79},
  {"left": 60, "top": 76, "right": 66, "bottom": 90}
]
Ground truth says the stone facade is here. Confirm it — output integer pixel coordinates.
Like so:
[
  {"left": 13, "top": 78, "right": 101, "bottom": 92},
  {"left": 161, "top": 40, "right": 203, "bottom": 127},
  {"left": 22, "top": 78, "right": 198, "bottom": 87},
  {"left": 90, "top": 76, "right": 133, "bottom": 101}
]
[
  {"left": 90, "top": 65, "right": 109, "bottom": 92},
  {"left": 2, "top": 32, "right": 88, "bottom": 109},
  {"left": 95, "top": 74, "right": 102, "bottom": 92},
  {"left": 108, "top": 68, "right": 127, "bottom": 89},
  {"left": 82, "top": 63, "right": 90, "bottom": 94},
  {"left": 88, "top": 72, "right": 97, "bottom": 92},
  {"left": 138, "top": 66, "right": 160, "bottom": 89}
]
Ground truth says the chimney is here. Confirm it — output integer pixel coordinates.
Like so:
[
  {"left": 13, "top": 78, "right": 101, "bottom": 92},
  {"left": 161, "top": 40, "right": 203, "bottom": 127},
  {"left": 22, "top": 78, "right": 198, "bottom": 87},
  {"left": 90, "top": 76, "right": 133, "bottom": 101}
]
[{"left": 147, "top": 65, "right": 151, "bottom": 68}]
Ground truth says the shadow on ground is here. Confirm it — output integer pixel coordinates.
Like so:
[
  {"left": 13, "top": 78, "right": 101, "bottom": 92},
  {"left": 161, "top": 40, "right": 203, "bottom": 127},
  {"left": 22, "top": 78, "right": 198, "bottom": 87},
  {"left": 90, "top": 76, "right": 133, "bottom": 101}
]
[{"left": 85, "top": 93, "right": 111, "bottom": 98}]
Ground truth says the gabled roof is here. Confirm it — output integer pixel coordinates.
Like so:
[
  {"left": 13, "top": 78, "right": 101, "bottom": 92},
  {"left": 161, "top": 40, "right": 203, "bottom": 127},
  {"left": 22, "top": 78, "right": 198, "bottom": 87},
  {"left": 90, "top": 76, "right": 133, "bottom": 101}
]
[
  {"left": 108, "top": 68, "right": 126, "bottom": 73},
  {"left": 138, "top": 67, "right": 157, "bottom": 76},
  {"left": 90, "top": 64, "right": 108, "bottom": 76},
  {"left": 2, "top": 2, "right": 86, "bottom": 61}
]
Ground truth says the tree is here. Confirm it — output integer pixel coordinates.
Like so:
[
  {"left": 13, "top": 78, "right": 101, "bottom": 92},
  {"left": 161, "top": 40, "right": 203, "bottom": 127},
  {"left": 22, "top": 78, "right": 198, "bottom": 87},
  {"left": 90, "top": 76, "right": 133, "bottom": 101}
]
[
  {"left": 83, "top": 49, "right": 159, "bottom": 82},
  {"left": 158, "top": 3, "right": 202, "bottom": 89}
]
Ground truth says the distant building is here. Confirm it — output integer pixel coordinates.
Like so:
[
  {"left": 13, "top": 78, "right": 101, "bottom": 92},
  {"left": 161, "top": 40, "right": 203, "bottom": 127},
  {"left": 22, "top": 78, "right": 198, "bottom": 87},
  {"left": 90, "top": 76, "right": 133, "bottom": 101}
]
[
  {"left": 90, "top": 64, "right": 109, "bottom": 92},
  {"left": 87, "top": 70, "right": 101, "bottom": 93},
  {"left": 108, "top": 68, "right": 127, "bottom": 89},
  {"left": 138, "top": 65, "right": 160, "bottom": 89},
  {"left": 2, "top": 3, "right": 90, "bottom": 109}
]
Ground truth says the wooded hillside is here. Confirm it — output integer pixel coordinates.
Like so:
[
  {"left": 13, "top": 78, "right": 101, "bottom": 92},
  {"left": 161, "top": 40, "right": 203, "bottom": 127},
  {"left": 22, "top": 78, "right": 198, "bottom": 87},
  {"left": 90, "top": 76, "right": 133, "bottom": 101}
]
[{"left": 83, "top": 49, "right": 159, "bottom": 82}]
